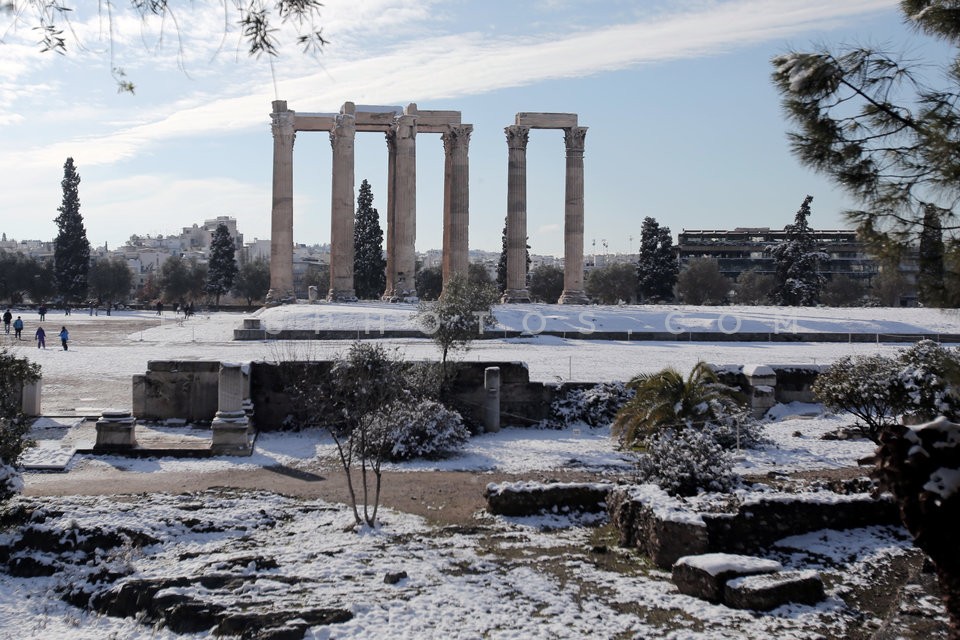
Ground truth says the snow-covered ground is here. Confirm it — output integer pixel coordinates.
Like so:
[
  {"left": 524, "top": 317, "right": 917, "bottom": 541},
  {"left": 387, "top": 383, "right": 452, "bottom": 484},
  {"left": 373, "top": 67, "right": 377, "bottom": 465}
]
[
  {"left": 7, "top": 302, "right": 959, "bottom": 414},
  {"left": 0, "top": 303, "right": 952, "bottom": 638}
]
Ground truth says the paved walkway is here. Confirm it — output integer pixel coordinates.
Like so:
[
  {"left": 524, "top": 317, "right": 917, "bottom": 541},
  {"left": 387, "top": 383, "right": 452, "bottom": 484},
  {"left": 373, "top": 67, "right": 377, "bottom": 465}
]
[{"left": 21, "top": 417, "right": 219, "bottom": 470}]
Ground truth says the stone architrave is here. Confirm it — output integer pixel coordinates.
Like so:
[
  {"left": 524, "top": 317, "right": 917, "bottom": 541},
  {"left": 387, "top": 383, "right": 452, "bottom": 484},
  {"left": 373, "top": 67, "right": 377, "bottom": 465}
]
[
  {"left": 328, "top": 103, "right": 358, "bottom": 301},
  {"left": 266, "top": 100, "right": 296, "bottom": 304},
  {"left": 386, "top": 111, "right": 417, "bottom": 299},
  {"left": 502, "top": 125, "right": 531, "bottom": 303},
  {"left": 211, "top": 362, "right": 252, "bottom": 455},
  {"left": 442, "top": 124, "right": 472, "bottom": 285},
  {"left": 558, "top": 126, "right": 590, "bottom": 304}
]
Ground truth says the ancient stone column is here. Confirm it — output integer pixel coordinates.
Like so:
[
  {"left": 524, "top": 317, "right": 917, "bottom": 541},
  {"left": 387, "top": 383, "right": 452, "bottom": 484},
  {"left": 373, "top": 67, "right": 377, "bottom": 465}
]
[
  {"left": 559, "top": 126, "right": 590, "bottom": 304},
  {"left": 266, "top": 100, "right": 296, "bottom": 304},
  {"left": 442, "top": 124, "right": 472, "bottom": 287},
  {"left": 387, "top": 112, "right": 417, "bottom": 298},
  {"left": 383, "top": 129, "right": 397, "bottom": 299},
  {"left": 328, "top": 103, "right": 357, "bottom": 302},
  {"left": 502, "top": 125, "right": 531, "bottom": 303},
  {"left": 212, "top": 362, "right": 252, "bottom": 456}
]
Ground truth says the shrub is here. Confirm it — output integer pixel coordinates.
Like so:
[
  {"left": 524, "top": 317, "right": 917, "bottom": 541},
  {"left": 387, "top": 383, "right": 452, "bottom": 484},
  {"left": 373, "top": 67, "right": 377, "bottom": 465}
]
[
  {"left": 814, "top": 340, "right": 960, "bottom": 443},
  {"left": 0, "top": 349, "right": 41, "bottom": 501},
  {"left": 613, "top": 361, "right": 746, "bottom": 449},
  {"left": 637, "top": 427, "right": 739, "bottom": 497},
  {"left": 545, "top": 382, "right": 634, "bottom": 429},
  {"left": 369, "top": 399, "right": 469, "bottom": 461}
]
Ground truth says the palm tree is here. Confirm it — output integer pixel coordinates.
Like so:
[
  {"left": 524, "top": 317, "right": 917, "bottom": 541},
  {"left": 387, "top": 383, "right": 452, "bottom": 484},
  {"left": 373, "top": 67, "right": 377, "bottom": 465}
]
[{"left": 612, "top": 361, "right": 744, "bottom": 449}]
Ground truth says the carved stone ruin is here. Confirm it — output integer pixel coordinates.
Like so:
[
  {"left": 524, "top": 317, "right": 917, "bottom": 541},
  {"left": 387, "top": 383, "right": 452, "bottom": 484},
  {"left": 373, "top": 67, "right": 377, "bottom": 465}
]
[{"left": 266, "top": 101, "right": 472, "bottom": 303}]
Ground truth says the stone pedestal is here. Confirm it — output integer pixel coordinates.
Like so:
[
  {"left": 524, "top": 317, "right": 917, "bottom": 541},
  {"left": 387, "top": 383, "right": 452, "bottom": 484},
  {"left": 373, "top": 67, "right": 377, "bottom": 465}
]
[
  {"left": 233, "top": 317, "right": 266, "bottom": 340},
  {"left": 94, "top": 409, "right": 137, "bottom": 450},
  {"left": 211, "top": 363, "right": 252, "bottom": 455},
  {"left": 483, "top": 367, "right": 501, "bottom": 433},
  {"left": 21, "top": 379, "right": 41, "bottom": 417},
  {"left": 744, "top": 365, "right": 777, "bottom": 419},
  {"left": 211, "top": 411, "right": 252, "bottom": 456}
]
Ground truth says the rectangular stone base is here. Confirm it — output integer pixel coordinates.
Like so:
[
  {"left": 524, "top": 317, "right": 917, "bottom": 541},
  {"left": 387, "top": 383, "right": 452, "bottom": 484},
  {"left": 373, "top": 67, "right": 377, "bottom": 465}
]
[
  {"left": 94, "top": 423, "right": 137, "bottom": 450},
  {"left": 211, "top": 421, "right": 253, "bottom": 456}
]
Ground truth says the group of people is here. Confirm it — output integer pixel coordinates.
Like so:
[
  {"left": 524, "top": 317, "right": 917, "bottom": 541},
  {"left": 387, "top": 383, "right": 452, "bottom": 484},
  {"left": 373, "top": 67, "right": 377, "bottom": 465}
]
[{"left": 3, "top": 308, "right": 69, "bottom": 350}]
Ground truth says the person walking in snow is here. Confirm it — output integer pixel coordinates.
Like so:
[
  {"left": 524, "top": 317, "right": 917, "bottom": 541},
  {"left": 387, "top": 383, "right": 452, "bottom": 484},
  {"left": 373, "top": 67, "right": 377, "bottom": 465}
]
[
  {"left": 58, "top": 326, "right": 69, "bottom": 351},
  {"left": 35, "top": 326, "right": 45, "bottom": 349},
  {"left": 38, "top": 304, "right": 46, "bottom": 320},
  {"left": 2, "top": 309, "right": 11, "bottom": 334},
  {"left": 12, "top": 316, "right": 23, "bottom": 340}
]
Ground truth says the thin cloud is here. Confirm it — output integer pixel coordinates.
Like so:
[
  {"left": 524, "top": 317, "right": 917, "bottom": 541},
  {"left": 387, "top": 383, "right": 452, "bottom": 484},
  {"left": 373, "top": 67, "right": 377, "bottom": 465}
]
[{"left": 0, "top": 0, "right": 897, "bottom": 170}]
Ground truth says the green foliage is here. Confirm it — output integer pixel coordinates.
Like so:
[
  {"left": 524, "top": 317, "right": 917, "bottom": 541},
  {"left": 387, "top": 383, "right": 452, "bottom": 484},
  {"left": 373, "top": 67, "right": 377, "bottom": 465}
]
[
  {"left": 528, "top": 264, "right": 564, "bottom": 303},
  {"left": 415, "top": 274, "right": 498, "bottom": 377},
  {"left": 364, "top": 399, "right": 468, "bottom": 462},
  {"left": 586, "top": 263, "right": 637, "bottom": 304},
  {"left": 232, "top": 258, "right": 270, "bottom": 307},
  {"left": 733, "top": 268, "right": 775, "bottom": 305},
  {"left": 770, "top": 195, "right": 824, "bottom": 306},
  {"left": 0, "top": 253, "right": 54, "bottom": 304},
  {"left": 612, "top": 361, "right": 746, "bottom": 450},
  {"left": 158, "top": 256, "right": 207, "bottom": 304},
  {"left": 468, "top": 263, "right": 493, "bottom": 287},
  {"left": 53, "top": 157, "right": 90, "bottom": 304},
  {"left": 771, "top": 4, "right": 960, "bottom": 249},
  {"left": 0, "top": 349, "right": 41, "bottom": 501},
  {"left": 353, "top": 180, "right": 387, "bottom": 300},
  {"left": 496, "top": 216, "right": 530, "bottom": 294},
  {"left": 918, "top": 205, "right": 946, "bottom": 306},
  {"left": 87, "top": 258, "right": 133, "bottom": 312},
  {"left": 415, "top": 266, "right": 443, "bottom": 301},
  {"left": 813, "top": 340, "right": 960, "bottom": 443},
  {"left": 676, "top": 258, "right": 731, "bottom": 305},
  {"left": 820, "top": 275, "right": 868, "bottom": 307},
  {"left": 636, "top": 217, "right": 677, "bottom": 303},
  {"left": 638, "top": 428, "right": 738, "bottom": 497},
  {"left": 302, "top": 263, "right": 329, "bottom": 298},
  {"left": 205, "top": 224, "right": 238, "bottom": 307}
]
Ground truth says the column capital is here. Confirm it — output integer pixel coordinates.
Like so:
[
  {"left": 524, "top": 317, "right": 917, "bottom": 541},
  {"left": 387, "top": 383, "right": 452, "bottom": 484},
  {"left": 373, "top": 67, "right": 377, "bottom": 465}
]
[
  {"left": 271, "top": 108, "right": 296, "bottom": 143},
  {"left": 442, "top": 124, "right": 473, "bottom": 154},
  {"left": 385, "top": 128, "right": 397, "bottom": 152},
  {"left": 394, "top": 114, "right": 417, "bottom": 141},
  {"left": 505, "top": 125, "right": 530, "bottom": 150},
  {"left": 329, "top": 112, "right": 356, "bottom": 148},
  {"left": 564, "top": 126, "right": 587, "bottom": 154}
]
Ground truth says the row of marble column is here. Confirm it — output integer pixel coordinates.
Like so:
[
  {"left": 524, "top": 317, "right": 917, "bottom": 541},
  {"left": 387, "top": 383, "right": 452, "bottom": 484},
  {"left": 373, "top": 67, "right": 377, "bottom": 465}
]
[{"left": 267, "top": 100, "right": 588, "bottom": 304}]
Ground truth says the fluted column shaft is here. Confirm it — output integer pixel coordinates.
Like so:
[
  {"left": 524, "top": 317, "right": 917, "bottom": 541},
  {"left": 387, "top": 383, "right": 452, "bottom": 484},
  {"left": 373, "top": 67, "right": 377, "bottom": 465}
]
[
  {"left": 558, "top": 126, "right": 589, "bottom": 304},
  {"left": 442, "top": 124, "right": 472, "bottom": 287},
  {"left": 267, "top": 100, "right": 295, "bottom": 303},
  {"left": 383, "top": 130, "right": 398, "bottom": 298},
  {"left": 502, "top": 125, "right": 530, "bottom": 303},
  {"left": 387, "top": 115, "right": 417, "bottom": 297},
  {"left": 328, "top": 106, "right": 357, "bottom": 301}
]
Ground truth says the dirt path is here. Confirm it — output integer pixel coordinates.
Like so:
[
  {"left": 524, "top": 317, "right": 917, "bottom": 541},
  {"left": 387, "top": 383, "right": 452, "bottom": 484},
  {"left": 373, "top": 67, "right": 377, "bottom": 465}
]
[{"left": 24, "top": 464, "right": 625, "bottom": 526}]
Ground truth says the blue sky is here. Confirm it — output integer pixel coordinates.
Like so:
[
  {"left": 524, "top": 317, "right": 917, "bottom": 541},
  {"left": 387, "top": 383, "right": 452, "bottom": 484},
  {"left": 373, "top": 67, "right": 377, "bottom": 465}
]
[{"left": 0, "top": 0, "right": 939, "bottom": 256}]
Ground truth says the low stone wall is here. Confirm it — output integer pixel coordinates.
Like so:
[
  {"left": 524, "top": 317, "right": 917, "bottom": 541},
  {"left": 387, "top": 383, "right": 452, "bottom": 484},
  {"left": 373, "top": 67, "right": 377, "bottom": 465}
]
[
  {"left": 132, "top": 361, "right": 221, "bottom": 422},
  {"left": 607, "top": 484, "right": 900, "bottom": 569},
  {"left": 130, "top": 359, "right": 822, "bottom": 428},
  {"left": 249, "top": 360, "right": 559, "bottom": 430}
]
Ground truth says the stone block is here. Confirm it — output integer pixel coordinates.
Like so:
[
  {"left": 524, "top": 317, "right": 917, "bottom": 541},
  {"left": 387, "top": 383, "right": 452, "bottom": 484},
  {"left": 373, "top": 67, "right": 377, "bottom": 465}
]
[
  {"left": 211, "top": 414, "right": 252, "bottom": 456},
  {"left": 485, "top": 481, "right": 612, "bottom": 516},
  {"left": 21, "top": 379, "right": 41, "bottom": 417},
  {"left": 131, "top": 374, "right": 145, "bottom": 418},
  {"left": 672, "top": 553, "right": 782, "bottom": 603},
  {"left": 94, "top": 411, "right": 137, "bottom": 450},
  {"left": 725, "top": 570, "right": 825, "bottom": 610},
  {"left": 242, "top": 318, "right": 262, "bottom": 330}
]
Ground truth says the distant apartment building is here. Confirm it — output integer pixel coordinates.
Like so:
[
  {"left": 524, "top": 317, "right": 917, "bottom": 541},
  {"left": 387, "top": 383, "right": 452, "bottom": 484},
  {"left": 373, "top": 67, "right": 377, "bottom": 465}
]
[{"left": 677, "top": 227, "right": 919, "bottom": 305}]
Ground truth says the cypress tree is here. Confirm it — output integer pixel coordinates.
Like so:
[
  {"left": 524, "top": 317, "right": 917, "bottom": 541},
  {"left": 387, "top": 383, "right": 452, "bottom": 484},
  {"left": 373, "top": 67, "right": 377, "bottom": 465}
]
[
  {"left": 918, "top": 204, "right": 946, "bottom": 307},
  {"left": 770, "top": 195, "right": 824, "bottom": 306},
  {"left": 53, "top": 157, "right": 90, "bottom": 304},
  {"left": 206, "top": 223, "right": 239, "bottom": 308},
  {"left": 353, "top": 179, "right": 386, "bottom": 299},
  {"left": 636, "top": 217, "right": 678, "bottom": 302},
  {"left": 496, "top": 216, "right": 531, "bottom": 295}
]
